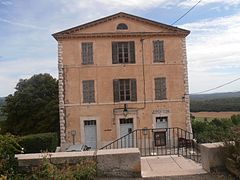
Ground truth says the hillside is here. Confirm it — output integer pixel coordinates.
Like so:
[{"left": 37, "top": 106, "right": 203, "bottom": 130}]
[
  {"left": 190, "top": 92, "right": 240, "bottom": 112},
  {"left": 190, "top": 91, "right": 240, "bottom": 101}
]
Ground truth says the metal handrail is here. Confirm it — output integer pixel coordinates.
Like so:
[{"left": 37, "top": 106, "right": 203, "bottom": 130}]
[
  {"left": 99, "top": 127, "right": 200, "bottom": 162},
  {"left": 100, "top": 129, "right": 138, "bottom": 149}
]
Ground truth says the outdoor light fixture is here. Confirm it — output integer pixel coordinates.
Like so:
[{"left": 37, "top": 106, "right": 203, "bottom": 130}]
[
  {"left": 71, "top": 130, "right": 76, "bottom": 145},
  {"left": 142, "top": 127, "right": 148, "bottom": 136},
  {"left": 123, "top": 103, "right": 128, "bottom": 117}
]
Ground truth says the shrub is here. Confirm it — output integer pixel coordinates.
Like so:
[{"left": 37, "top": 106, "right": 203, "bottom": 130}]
[
  {"left": 18, "top": 132, "right": 58, "bottom": 153},
  {"left": 223, "top": 126, "right": 240, "bottom": 178},
  {"left": 192, "top": 118, "right": 233, "bottom": 143},
  {"left": 231, "top": 114, "right": 240, "bottom": 125},
  {"left": 23, "top": 157, "right": 97, "bottom": 179},
  {"left": 0, "top": 134, "right": 22, "bottom": 177}
]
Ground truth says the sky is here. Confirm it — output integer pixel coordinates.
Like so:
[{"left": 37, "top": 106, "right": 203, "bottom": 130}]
[{"left": 0, "top": 0, "right": 240, "bottom": 97}]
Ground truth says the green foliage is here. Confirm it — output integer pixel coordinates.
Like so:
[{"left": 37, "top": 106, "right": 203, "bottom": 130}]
[
  {"left": 1, "top": 73, "right": 59, "bottom": 136},
  {"left": 18, "top": 133, "right": 58, "bottom": 153},
  {"left": 192, "top": 115, "right": 240, "bottom": 143},
  {"left": 0, "top": 97, "right": 6, "bottom": 122},
  {"left": 0, "top": 134, "right": 22, "bottom": 177},
  {"left": 18, "top": 157, "right": 96, "bottom": 180},
  {"left": 190, "top": 97, "right": 240, "bottom": 112},
  {"left": 231, "top": 114, "right": 240, "bottom": 125},
  {"left": 223, "top": 127, "right": 240, "bottom": 177},
  {"left": 72, "top": 159, "right": 97, "bottom": 179}
]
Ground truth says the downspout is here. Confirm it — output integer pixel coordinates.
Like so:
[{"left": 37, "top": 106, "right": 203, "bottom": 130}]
[{"left": 140, "top": 38, "right": 146, "bottom": 109}]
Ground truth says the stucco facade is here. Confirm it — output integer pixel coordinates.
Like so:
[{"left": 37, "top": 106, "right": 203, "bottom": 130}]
[{"left": 53, "top": 12, "right": 191, "bottom": 150}]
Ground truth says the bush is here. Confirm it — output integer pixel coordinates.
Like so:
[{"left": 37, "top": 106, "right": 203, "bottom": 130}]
[
  {"left": 0, "top": 134, "right": 22, "bottom": 177},
  {"left": 223, "top": 126, "right": 240, "bottom": 178},
  {"left": 192, "top": 118, "right": 233, "bottom": 143},
  {"left": 19, "top": 157, "right": 96, "bottom": 179},
  {"left": 18, "top": 132, "right": 58, "bottom": 153}
]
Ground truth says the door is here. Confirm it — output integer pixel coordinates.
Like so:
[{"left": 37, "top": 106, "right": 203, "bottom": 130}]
[
  {"left": 119, "top": 118, "right": 133, "bottom": 148},
  {"left": 84, "top": 120, "right": 97, "bottom": 149},
  {"left": 155, "top": 117, "right": 168, "bottom": 147}
]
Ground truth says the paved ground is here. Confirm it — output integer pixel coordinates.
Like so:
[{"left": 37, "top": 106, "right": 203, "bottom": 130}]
[
  {"left": 141, "top": 155, "right": 206, "bottom": 178},
  {"left": 96, "top": 155, "right": 234, "bottom": 179}
]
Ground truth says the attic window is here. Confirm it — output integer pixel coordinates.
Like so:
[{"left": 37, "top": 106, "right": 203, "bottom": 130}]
[{"left": 117, "top": 23, "right": 128, "bottom": 30}]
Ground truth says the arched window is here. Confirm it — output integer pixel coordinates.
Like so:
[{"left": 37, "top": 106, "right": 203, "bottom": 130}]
[{"left": 117, "top": 23, "right": 128, "bottom": 30}]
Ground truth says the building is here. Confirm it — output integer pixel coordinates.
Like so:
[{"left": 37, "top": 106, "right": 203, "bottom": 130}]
[{"left": 53, "top": 12, "right": 191, "bottom": 150}]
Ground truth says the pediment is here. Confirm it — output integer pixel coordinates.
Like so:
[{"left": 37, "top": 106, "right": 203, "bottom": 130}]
[{"left": 53, "top": 12, "right": 190, "bottom": 39}]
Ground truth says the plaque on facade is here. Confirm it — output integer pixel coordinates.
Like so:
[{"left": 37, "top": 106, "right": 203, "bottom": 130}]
[{"left": 152, "top": 109, "right": 170, "bottom": 114}]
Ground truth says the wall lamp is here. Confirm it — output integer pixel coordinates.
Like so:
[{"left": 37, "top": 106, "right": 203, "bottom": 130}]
[
  {"left": 71, "top": 130, "right": 76, "bottom": 145},
  {"left": 123, "top": 104, "right": 128, "bottom": 117}
]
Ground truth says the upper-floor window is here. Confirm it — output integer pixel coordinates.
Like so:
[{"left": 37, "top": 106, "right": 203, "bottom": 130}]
[
  {"left": 153, "top": 40, "right": 165, "bottom": 63},
  {"left": 112, "top": 41, "right": 135, "bottom": 64},
  {"left": 113, "top": 79, "right": 137, "bottom": 102},
  {"left": 117, "top": 23, "right": 128, "bottom": 30},
  {"left": 155, "top": 77, "right": 167, "bottom": 100},
  {"left": 82, "top": 42, "right": 93, "bottom": 64},
  {"left": 82, "top": 80, "right": 95, "bottom": 103}
]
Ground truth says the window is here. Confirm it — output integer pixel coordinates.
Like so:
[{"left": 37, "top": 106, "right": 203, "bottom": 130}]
[
  {"left": 84, "top": 120, "right": 96, "bottom": 125},
  {"left": 82, "top": 42, "right": 93, "bottom": 64},
  {"left": 155, "top": 77, "right": 167, "bottom": 100},
  {"left": 117, "top": 23, "right": 128, "bottom": 30},
  {"left": 113, "top": 79, "right": 137, "bottom": 102},
  {"left": 120, "top": 118, "right": 133, "bottom": 124},
  {"left": 82, "top": 80, "right": 95, "bottom": 103},
  {"left": 153, "top": 40, "right": 164, "bottom": 63},
  {"left": 112, "top": 41, "right": 135, "bottom": 64}
]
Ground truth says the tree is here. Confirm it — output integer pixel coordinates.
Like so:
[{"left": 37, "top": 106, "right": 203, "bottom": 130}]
[{"left": 1, "top": 74, "right": 59, "bottom": 135}]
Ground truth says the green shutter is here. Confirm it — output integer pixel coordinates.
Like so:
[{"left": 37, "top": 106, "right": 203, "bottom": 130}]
[
  {"left": 82, "top": 42, "right": 93, "bottom": 64},
  {"left": 153, "top": 40, "right": 164, "bottom": 63},
  {"left": 155, "top": 77, "right": 166, "bottom": 100},
  {"left": 112, "top": 42, "right": 118, "bottom": 64},
  {"left": 83, "top": 80, "right": 95, "bottom": 103},
  {"left": 113, "top": 79, "right": 120, "bottom": 102},
  {"left": 131, "top": 79, "right": 137, "bottom": 101},
  {"left": 129, "top": 41, "right": 135, "bottom": 63}
]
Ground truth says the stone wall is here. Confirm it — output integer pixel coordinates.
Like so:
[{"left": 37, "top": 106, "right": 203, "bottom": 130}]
[
  {"left": 15, "top": 148, "right": 141, "bottom": 178},
  {"left": 200, "top": 142, "right": 225, "bottom": 172}
]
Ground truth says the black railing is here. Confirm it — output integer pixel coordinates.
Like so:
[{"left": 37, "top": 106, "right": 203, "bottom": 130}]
[{"left": 100, "top": 127, "right": 201, "bottom": 163}]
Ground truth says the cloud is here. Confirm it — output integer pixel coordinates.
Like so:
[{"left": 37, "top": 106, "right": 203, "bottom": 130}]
[
  {"left": 59, "top": 0, "right": 175, "bottom": 13},
  {"left": 0, "top": 58, "right": 57, "bottom": 96},
  {"left": 0, "top": 18, "right": 47, "bottom": 30},
  {"left": 58, "top": 0, "right": 240, "bottom": 14},
  {"left": 0, "top": 0, "right": 12, "bottom": 6},
  {"left": 180, "top": 13, "right": 240, "bottom": 93},
  {"left": 179, "top": 0, "right": 240, "bottom": 7}
]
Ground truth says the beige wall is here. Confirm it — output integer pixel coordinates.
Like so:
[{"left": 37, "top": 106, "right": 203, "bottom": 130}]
[
  {"left": 58, "top": 18, "right": 189, "bottom": 148},
  {"left": 73, "top": 17, "right": 169, "bottom": 34}
]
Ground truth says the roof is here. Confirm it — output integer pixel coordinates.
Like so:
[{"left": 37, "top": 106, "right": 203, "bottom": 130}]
[{"left": 52, "top": 12, "right": 190, "bottom": 40}]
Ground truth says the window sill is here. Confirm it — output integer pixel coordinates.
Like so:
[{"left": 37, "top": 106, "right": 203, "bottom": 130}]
[
  {"left": 81, "top": 63, "right": 94, "bottom": 65},
  {"left": 154, "top": 99, "right": 168, "bottom": 102},
  {"left": 82, "top": 102, "right": 97, "bottom": 105},
  {"left": 152, "top": 62, "right": 165, "bottom": 64}
]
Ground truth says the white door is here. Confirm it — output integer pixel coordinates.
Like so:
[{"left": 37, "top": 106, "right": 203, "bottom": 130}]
[
  {"left": 120, "top": 118, "right": 133, "bottom": 148},
  {"left": 156, "top": 117, "right": 168, "bottom": 129},
  {"left": 84, "top": 120, "right": 97, "bottom": 149}
]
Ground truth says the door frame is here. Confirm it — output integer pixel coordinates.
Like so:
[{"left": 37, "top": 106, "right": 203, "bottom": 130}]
[
  {"left": 152, "top": 110, "right": 171, "bottom": 129},
  {"left": 80, "top": 116, "right": 100, "bottom": 149},
  {"left": 115, "top": 112, "right": 137, "bottom": 138}
]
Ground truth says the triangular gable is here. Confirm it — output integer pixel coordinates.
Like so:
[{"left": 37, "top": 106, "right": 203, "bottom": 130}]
[{"left": 53, "top": 12, "right": 190, "bottom": 39}]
